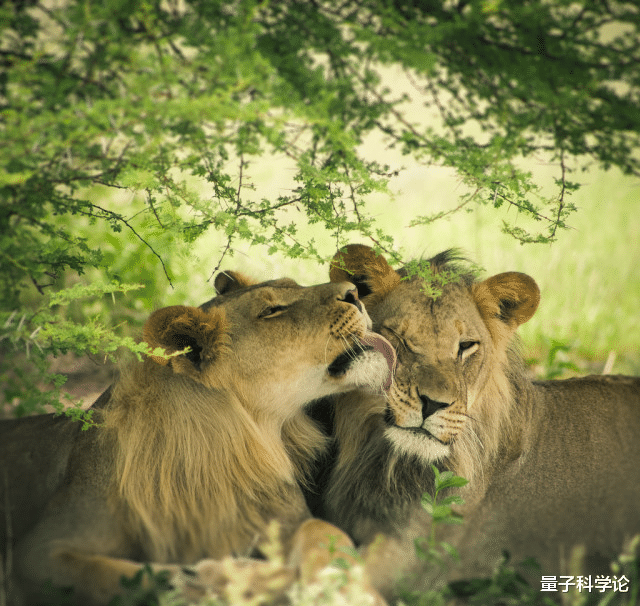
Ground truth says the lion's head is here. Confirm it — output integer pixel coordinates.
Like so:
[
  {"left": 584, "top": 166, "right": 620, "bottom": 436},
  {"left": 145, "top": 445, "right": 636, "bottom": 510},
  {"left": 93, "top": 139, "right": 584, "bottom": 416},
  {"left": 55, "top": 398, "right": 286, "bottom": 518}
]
[
  {"left": 141, "top": 270, "right": 396, "bottom": 417},
  {"left": 322, "top": 245, "right": 640, "bottom": 595},
  {"left": 329, "top": 244, "right": 539, "bottom": 483},
  {"left": 101, "top": 270, "right": 396, "bottom": 562}
]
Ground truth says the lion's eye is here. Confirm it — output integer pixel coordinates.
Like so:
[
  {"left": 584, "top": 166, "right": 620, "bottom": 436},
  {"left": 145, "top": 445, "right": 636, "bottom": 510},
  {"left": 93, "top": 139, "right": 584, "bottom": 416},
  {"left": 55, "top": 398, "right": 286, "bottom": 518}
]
[
  {"left": 382, "top": 326, "right": 416, "bottom": 354},
  {"left": 258, "top": 305, "right": 288, "bottom": 319},
  {"left": 458, "top": 340, "right": 479, "bottom": 360}
]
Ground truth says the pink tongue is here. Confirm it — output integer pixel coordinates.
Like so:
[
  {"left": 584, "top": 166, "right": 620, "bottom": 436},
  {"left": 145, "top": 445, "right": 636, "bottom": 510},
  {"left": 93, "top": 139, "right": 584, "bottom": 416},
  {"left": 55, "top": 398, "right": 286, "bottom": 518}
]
[{"left": 359, "top": 332, "right": 397, "bottom": 392}]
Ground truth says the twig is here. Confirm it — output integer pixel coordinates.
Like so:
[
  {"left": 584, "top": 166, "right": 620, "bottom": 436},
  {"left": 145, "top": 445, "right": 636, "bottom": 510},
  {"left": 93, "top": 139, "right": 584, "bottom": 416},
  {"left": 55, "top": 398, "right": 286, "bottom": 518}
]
[
  {"left": 602, "top": 351, "right": 616, "bottom": 375},
  {"left": 551, "top": 148, "right": 568, "bottom": 239},
  {"left": 146, "top": 191, "right": 165, "bottom": 228},
  {"left": 236, "top": 152, "right": 245, "bottom": 210},
  {"left": 208, "top": 237, "right": 234, "bottom": 282},
  {"left": 494, "top": 190, "right": 575, "bottom": 230},
  {"left": 66, "top": 202, "right": 174, "bottom": 287}
]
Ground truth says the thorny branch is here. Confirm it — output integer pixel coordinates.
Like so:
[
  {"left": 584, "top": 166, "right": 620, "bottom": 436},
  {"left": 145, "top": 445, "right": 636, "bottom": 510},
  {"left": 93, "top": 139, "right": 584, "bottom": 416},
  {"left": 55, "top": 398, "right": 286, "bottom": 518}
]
[
  {"left": 61, "top": 202, "right": 174, "bottom": 287},
  {"left": 352, "top": 63, "right": 573, "bottom": 235},
  {"left": 553, "top": 149, "right": 569, "bottom": 240}
]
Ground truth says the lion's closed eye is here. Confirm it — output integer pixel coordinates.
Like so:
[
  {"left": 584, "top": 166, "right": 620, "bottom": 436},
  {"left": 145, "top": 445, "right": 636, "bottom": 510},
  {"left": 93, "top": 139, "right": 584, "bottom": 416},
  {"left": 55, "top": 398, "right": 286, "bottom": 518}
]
[
  {"left": 458, "top": 340, "right": 479, "bottom": 360},
  {"left": 258, "top": 305, "right": 289, "bottom": 319},
  {"left": 381, "top": 325, "right": 416, "bottom": 353}
]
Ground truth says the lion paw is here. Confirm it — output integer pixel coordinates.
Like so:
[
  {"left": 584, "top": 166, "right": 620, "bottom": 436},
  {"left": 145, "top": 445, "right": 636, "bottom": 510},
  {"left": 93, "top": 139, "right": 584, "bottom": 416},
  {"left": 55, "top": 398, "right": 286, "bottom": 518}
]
[{"left": 172, "top": 557, "right": 296, "bottom": 603}]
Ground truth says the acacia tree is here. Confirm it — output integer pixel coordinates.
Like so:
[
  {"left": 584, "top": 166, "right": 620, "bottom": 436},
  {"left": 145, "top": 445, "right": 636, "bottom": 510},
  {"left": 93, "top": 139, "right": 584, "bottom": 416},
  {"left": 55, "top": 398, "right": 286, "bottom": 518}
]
[{"left": 1, "top": 0, "right": 639, "bottom": 415}]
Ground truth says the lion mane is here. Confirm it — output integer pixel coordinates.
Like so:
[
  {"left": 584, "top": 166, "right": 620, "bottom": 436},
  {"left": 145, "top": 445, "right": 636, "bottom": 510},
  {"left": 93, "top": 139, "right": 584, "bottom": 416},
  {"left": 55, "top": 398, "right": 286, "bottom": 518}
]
[
  {"left": 104, "top": 359, "right": 321, "bottom": 564},
  {"left": 327, "top": 246, "right": 533, "bottom": 492},
  {"left": 1, "top": 270, "right": 394, "bottom": 605},
  {"left": 318, "top": 244, "right": 640, "bottom": 599}
]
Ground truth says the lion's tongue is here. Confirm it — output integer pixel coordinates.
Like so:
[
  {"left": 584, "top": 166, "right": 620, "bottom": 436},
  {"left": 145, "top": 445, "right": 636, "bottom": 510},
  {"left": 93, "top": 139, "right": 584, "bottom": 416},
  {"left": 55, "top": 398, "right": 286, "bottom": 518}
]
[{"left": 358, "top": 332, "right": 397, "bottom": 392}]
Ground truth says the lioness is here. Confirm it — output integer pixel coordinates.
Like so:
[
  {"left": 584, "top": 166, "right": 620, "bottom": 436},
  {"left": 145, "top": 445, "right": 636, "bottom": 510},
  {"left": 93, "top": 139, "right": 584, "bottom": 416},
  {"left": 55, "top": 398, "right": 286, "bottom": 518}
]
[
  {"left": 319, "top": 244, "right": 640, "bottom": 599},
  {"left": 1, "top": 270, "right": 395, "bottom": 605}
]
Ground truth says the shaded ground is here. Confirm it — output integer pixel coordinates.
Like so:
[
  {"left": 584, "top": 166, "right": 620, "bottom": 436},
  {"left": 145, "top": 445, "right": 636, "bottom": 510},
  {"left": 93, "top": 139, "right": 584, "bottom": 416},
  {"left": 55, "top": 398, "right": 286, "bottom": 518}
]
[
  {"left": 0, "top": 353, "right": 116, "bottom": 418},
  {"left": 48, "top": 353, "right": 116, "bottom": 408}
]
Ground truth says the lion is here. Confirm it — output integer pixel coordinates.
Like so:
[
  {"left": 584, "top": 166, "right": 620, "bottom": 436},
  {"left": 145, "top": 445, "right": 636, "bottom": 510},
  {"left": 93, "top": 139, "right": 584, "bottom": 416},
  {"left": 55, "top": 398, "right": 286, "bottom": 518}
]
[
  {"left": 0, "top": 269, "right": 395, "bottom": 606},
  {"left": 317, "top": 244, "right": 640, "bottom": 599}
]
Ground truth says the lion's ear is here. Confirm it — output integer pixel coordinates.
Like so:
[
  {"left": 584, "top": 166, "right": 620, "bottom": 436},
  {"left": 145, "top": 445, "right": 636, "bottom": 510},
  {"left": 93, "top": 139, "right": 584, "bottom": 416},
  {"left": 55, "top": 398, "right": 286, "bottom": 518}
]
[
  {"left": 143, "top": 305, "right": 229, "bottom": 379},
  {"left": 473, "top": 272, "right": 540, "bottom": 342},
  {"left": 329, "top": 244, "right": 400, "bottom": 301},
  {"left": 214, "top": 270, "right": 255, "bottom": 295}
]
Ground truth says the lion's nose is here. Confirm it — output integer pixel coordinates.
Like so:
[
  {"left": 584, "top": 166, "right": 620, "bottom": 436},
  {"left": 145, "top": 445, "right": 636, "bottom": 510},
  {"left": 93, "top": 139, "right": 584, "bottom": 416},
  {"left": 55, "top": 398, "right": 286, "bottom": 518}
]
[
  {"left": 339, "top": 286, "right": 364, "bottom": 314},
  {"left": 420, "top": 393, "right": 450, "bottom": 419}
]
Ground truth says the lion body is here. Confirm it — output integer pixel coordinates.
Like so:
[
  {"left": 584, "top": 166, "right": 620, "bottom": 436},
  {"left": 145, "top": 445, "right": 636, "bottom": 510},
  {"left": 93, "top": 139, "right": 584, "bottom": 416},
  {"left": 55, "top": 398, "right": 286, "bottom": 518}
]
[
  {"left": 323, "top": 245, "right": 640, "bottom": 598},
  {"left": 1, "top": 274, "right": 393, "bottom": 605}
]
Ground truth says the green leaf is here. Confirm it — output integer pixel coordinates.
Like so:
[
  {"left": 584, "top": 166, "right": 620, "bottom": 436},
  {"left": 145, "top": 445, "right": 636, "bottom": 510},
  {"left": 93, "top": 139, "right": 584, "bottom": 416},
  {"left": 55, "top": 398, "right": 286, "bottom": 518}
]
[
  {"left": 431, "top": 503, "right": 454, "bottom": 522},
  {"left": 440, "top": 541, "right": 461, "bottom": 562},
  {"left": 438, "top": 495, "right": 465, "bottom": 508},
  {"left": 435, "top": 473, "right": 469, "bottom": 492},
  {"left": 441, "top": 512, "right": 465, "bottom": 526},
  {"left": 421, "top": 494, "right": 434, "bottom": 515}
]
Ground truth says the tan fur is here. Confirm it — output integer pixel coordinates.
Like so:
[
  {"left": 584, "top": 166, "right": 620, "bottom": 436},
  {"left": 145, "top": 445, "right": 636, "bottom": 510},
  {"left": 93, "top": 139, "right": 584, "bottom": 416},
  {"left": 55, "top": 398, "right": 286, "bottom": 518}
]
[
  {"left": 323, "top": 245, "right": 640, "bottom": 599},
  {"left": 1, "top": 272, "right": 392, "bottom": 605},
  {"left": 330, "top": 244, "right": 402, "bottom": 308}
]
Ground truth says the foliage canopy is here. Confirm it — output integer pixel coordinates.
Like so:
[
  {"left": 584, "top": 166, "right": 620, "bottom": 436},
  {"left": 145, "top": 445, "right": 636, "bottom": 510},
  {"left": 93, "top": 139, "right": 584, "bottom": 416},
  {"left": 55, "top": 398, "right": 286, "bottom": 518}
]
[{"left": 1, "top": 0, "right": 639, "bottom": 414}]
